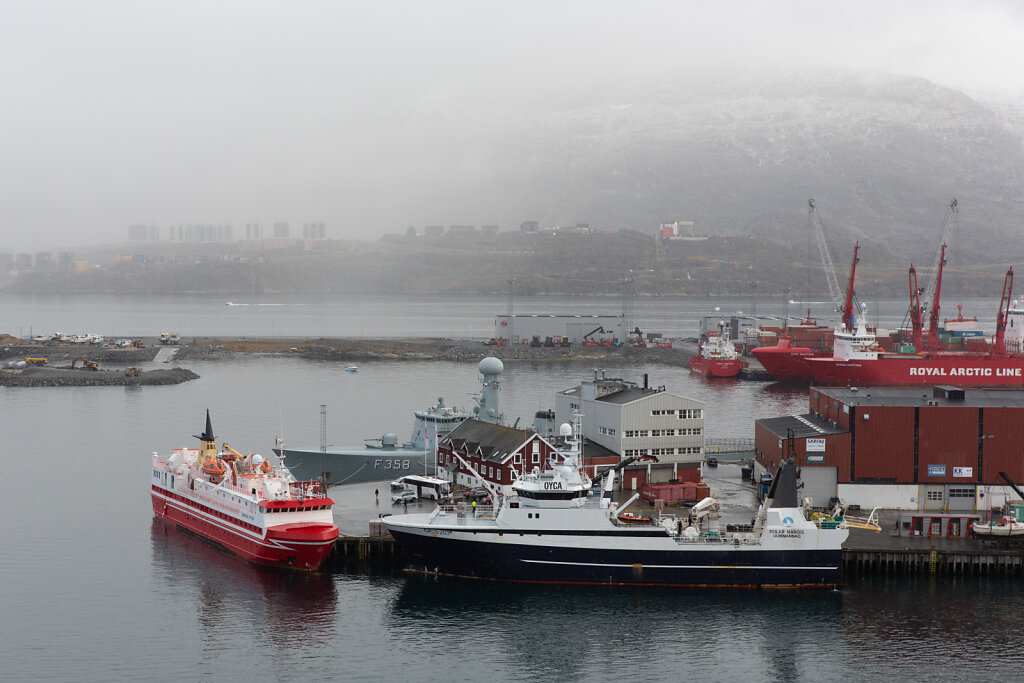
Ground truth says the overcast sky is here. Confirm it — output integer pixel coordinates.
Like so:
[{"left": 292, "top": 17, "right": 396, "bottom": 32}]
[{"left": 2, "top": 0, "right": 1023, "bottom": 253}]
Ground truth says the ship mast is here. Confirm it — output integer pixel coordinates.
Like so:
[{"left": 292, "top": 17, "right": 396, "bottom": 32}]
[
  {"left": 841, "top": 243, "right": 860, "bottom": 330},
  {"left": 908, "top": 265, "right": 923, "bottom": 351},
  {"left": 993, "top": 268, "right": 1014, "bottom": 356},
  {"left": 925, "top": 243, "right": 947, "bottom": 352}
]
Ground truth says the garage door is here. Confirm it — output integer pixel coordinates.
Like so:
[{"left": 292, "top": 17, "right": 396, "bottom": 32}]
[
  {"left": 946, "top": 486, "right": 976, "bottom": 512},
  {"left": 799, "top": 466, "right": 837, "bottom": 508}
]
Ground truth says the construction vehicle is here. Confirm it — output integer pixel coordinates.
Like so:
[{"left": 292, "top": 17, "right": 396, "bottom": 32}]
[
  {"left": 71, "top": 358, "right": 100, "bottom": 370},
  {"left": 125, "top": 367, "right": 140, "bottom": 377},
  {"left": 132, "top": 339, "right": 145, "bottom": 348},
  {"left": 543, "top": 336, "right": 556, "bottom": 347},
  {"left": 25, "top": 357, "right": 48, "bottom": 366},
  {"left": 557, "top": 336, "right": 571, "bottom": 347},
  {"left": 484, "top": 337, "right": 504, "bottom": 347},
  {"left": 530, "top": 336, "right": 543, "bottom": 347},
  {"left": 582, "top": 326, "right": 606, "bottom": 347}
]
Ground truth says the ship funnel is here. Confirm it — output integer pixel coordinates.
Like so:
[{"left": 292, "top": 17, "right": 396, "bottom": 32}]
[{"left": 194, "top": 409, "right": 216, "bottom": 443}]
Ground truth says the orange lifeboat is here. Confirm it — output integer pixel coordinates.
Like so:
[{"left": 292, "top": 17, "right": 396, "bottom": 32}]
[
  {"left": 202, "top": 457, "right": 227, "bottom": 480},
  {"left": 617, "top": 512, "right": 653, "bottom": 525}
]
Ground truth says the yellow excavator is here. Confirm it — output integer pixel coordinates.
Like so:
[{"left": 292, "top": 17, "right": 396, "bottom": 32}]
[
  {"left": 125, "top": 367, "right": 140, "bottom": 377},
  {"left": 71, "top": 358, "right": 100, "bottom": 370}
]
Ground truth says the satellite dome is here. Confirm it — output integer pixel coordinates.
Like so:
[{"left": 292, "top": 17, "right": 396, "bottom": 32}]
[
  {"left": 478, "top": 357, "right": 504, "bottom": 375},
  {"left": 559, "top": 423, "right": 573, "bottom": 436},
  {"left": 251, "top": 454, "right": 265, "bottom": 466}
]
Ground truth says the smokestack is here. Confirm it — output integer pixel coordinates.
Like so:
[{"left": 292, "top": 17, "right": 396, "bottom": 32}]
[{"left": 643, "top": 373, "right": 648, "bottom": 389}]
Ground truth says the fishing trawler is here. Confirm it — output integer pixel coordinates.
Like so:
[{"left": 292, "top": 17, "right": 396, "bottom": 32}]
[
  {"left": 383, "top": 419, "right": 876, "bottom": 588},
  {"left": 150, "top": 411, "right": 339, "bottom": 570},
  {"left": 277, "top": 357, "right": 506, "bottom": 485}
]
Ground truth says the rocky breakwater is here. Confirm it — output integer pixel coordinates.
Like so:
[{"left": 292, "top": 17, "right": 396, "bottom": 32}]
[
  {"left": 176, "top": 336, "right": 700, "bottom": 365},
  {"left": 0, "top": 367, "right": 199, "bottom": 387}
]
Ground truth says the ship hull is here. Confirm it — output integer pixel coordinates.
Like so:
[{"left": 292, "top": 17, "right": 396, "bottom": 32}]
[
  {"left": 806, "top": 354, "right": 1024, "bottom": 386},
  {"left": 151, "top": 486, "right": 338, "bottom": 571},
  {"left": 276, "top": 447, "right": 434, "bottom": 485},
  {"left": 387, "top": 527, "right": 843, "bottom": 588},
  {"left": 751, "top": 345, "right": 825, "bottom": 383},
  {"left": 688, "top": 356, "right": 742, "bottom": 378}
]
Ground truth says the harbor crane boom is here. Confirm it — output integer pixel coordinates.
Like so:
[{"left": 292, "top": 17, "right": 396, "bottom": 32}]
[{"left": 808, "top": 199, "right": 844, "bottom": 313}]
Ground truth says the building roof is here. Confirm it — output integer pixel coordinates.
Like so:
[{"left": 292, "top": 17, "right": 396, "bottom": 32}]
[
  {"left": 596, "top": 387, "right": 664, "bottom": 405},
  {"left": 820, "top": 386, "right": 1024, "bottom": 409},
  {"left": 757, "top": 414, "right": 848, "bottom": 440},
  {"left": 443, "top": 419, "right": 534, "bottom": 463}
]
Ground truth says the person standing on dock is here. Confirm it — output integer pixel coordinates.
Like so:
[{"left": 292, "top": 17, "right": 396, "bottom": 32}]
[{"left": 375, "top": 488, "right": 379, "bottom": 504}]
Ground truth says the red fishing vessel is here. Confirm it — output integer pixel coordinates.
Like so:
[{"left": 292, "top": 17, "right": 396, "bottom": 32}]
[
  {"left": 151, "top": 411, "right": 339, "bottom": 570},
  {"left": 689, "top": 323, "right": 742, "bottom": 377},
  {"left": 806, "top": 266, "right": 1024, "bottom": 387}
]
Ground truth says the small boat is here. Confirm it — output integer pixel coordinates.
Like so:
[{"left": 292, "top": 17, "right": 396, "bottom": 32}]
[
  {"left": 345, "top": 366, "right": 358, "bottom": 372},
  {"left": 617, "top": 512, "right": 654, "bottom": 525},
  {"left": 971, "top": 518, "right": 1024, "bottom": 538}
]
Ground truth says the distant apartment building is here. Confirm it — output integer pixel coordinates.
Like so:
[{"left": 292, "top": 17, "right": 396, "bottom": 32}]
[
  {"left": 406, "top": 226, "right": 417, "bottom": 237},
  {"left": 448, "top": 225, "right": 476, "bottom": 234},
  {"left": 302, "top": 222, "right": 326, "bottom": 240},
  {"left": 273, "top": 222, "right": 290, "bottom": 239},
  {"left": 34, "top": 252, "right": 54, "bottom": 269},
  {"left": 168, "top": 224, "right": 234, "bottom": 242},
  {"left": 58, "top": 252, "right": 74, "bottom": 269},
  {"left": 14, "top": 253, "right": 32, "bottom": 270},
  {"left": 481, "top": 224, "right": 500, "bottom": 235},
  {"left": 520, "top": 221, "right": 539, "bottom": 233},
  {"left": 659, "top": 220, "right": 706, "bottom": 241},
  {"left": 424, "top": 225, "right": 445, "bottom": 237},
  {"left": 245, "top": 223, "right": 263, "bottom": 240},
  {"left": 0, "top": 253, "right": 13, "bottom": 272},
  {"left": 128, "top": 224, "right": 160, "bottom": 242}
]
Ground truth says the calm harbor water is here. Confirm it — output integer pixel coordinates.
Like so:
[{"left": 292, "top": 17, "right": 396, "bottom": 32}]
[{"left": 2, "top": 294, "right": 1022, "bottom": 680}]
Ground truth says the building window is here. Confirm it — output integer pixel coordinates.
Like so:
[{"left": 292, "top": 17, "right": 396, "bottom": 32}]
[
  {"left": 532, "top": 452, "right": 540, "bottom": 464},
  {"left": 926, "top": 490, "right": 943, "bottom": 501},
  {"left": 514, "top": 453, "right": 522, "bottom": 464},
  {"left": 532, "top": 441, "right": 540, "bottom": 455},
  {"left": 949, "top": 488, "right": 973, "bottom": 498}
]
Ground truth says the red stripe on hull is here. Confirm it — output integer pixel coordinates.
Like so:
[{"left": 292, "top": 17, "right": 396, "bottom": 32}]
[
  {"left": 151, "top": 491, "right": 337, "bottom": 571},
  {"left": 806, "top": 354, "right": 1024, "bottom": 386}
]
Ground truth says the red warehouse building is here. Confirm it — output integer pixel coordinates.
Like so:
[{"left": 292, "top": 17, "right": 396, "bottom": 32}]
[{"left": 755, "top": 385, "right": 1024, "bottom": 512}]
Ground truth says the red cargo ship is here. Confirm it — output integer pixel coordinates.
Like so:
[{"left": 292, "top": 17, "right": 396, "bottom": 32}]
[
  {"left": 806, "top": 267, "right": 1024, "bottom": 387},
  {"left": 151, "top": 411, "right": 339, "bottom": 570},
  {"left": 753, "top": 244, "right": 861, "bottom": 383}
]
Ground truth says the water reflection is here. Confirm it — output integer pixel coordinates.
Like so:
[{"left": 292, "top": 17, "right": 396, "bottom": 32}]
[
  {"left": 391, "top": 575, "right": 846, "bottom": 681},
  {"left": 149, "top": 519, "right": 338, "bottom": 648}
]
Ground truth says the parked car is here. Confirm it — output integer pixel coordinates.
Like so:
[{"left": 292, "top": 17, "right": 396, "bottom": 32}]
[
  {"left": 392, "top": 490, "right": 417, "bottom": 504},
  {"left": 706, "top": 457, "right": 718, "bottom": 467},
  {"left": 389, "top": 478, "right": 406, "bottom": 490},
  {"left": 462, "top": 487, "right": 490, "bottom": 502}
]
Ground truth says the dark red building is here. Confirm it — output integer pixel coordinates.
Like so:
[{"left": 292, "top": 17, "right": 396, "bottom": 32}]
[
  {"left": 438, "top": 419, "right": 621, "bottom": 491},
  {"left": 755, "top": 385, "right": 1024, "bottom": 512}
]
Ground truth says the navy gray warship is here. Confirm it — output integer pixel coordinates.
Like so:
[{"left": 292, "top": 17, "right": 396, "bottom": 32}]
[{"left": 275, "top": 357, "right": 506, "bottom": 485}]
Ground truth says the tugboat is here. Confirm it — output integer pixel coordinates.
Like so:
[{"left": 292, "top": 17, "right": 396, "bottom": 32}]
[
  {"left": 689, "top": 322, "right": 742, "bottom": 378},
  {"left": 383, "top": 418, "right": 873, "bottom": 588},
  {"left": 151, "top": 411, "right": 339, "bottom": 570}
]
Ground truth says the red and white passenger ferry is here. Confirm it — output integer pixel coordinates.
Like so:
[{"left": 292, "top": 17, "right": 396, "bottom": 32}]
[{"left": 151, "top": 412, "right": 339, "bottom": 570}]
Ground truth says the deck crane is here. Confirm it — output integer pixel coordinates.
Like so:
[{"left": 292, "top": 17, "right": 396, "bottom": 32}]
[{"left": 918, "top": 199, "right": 959, "bottom": 328}]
